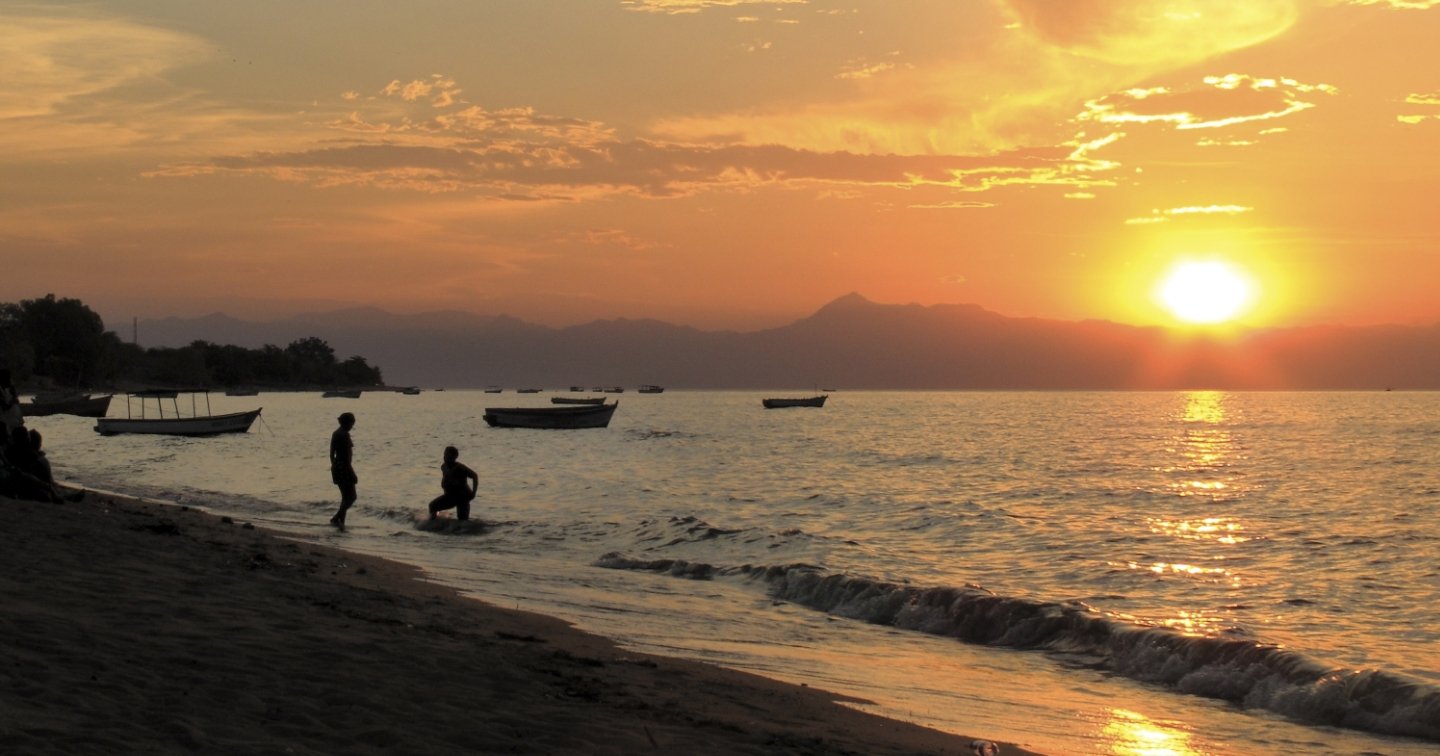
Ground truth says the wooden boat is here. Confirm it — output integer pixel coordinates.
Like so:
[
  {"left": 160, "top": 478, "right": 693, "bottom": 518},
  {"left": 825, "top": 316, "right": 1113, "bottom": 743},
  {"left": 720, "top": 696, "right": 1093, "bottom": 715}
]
[
  {"left": 638, "top": 385, "right": 665, "bottom": 394},
  {"left": 225, "top": 388, "right": 260, "bottom": 397},
  {"left": 95, "top": 390, "right": 260, "bottom": 436},
  {"left": 20, "top": 392, "right": 113, "bottom": 418},
  {"left": 401, "top": 386, "right": 421, "bottom": 395},
  {"left": 517, "top": 388, "right": 542, "bottom": 394},
  {"left": 568, "top": 386, "right": 585, "bottom": 392},
  {"left": 551, "top": 396, "right": 606, "bottom": 405},
  {"left": 483, "top": 402, "right": 617, "bottom": 429},
  {"left": 603, "top": 386, "right": 624, "bottom": 394},
  {"left": 322, "top": 389, "right": 362, "bottom": 398},
  {"left": 762, "top": 395, "right": 827, "bottom": 409},
  {"left": 484, "top": 387, "right": 503, "bottom": 393}
]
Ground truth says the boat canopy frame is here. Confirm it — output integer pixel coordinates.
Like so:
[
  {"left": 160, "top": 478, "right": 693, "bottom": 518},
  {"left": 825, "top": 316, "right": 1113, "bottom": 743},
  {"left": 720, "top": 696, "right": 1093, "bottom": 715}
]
[{"left": 121, "top": 389, "right": 216, "bottom": 420}]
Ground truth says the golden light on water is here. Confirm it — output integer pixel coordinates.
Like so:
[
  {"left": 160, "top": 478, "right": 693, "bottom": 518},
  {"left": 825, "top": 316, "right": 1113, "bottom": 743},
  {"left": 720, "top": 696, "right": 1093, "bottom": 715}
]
[{"left": 1101, "top": 708, "right": 1200, "bottom": 756}]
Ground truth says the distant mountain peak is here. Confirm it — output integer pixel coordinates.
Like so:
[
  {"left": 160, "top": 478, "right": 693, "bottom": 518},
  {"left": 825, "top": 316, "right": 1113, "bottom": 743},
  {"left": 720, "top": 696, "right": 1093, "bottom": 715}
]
[{"left": 820, "top": 292, "right": 875, "bottom": 310}]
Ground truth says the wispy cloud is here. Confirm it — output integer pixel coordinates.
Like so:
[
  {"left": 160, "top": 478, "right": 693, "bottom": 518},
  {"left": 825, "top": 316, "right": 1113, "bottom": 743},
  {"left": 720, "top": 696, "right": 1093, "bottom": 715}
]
[
  {"left": 621, "top": 0, "right": 807, "bottom": 14},
  {"left": 1125, "top": 204, "right": 1255, "bottom": 224},
  {"left": 1339, "top": 0, "right": 1440, "bottom": 8},
  {"left": 0, "top": 8, "right": 222, "bottom": 155},
  {"left": 1003, "top": 0, "right": 1299, "bottom": 66},
  {"left": 1398, "top": 91, "right": 1440, "bottom": 124},
  {"left": 1080, "top": 75, "right": 1337, "bottom": 131},
  {"left": 152, "top": 74, "right": 1123, "bottom": 201}
]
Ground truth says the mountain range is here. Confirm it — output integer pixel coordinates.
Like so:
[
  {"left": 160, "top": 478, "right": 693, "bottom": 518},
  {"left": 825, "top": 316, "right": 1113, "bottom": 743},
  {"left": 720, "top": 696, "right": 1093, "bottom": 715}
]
[{"left": 127, "top": 293, "right": 1440, "bottom": 390}]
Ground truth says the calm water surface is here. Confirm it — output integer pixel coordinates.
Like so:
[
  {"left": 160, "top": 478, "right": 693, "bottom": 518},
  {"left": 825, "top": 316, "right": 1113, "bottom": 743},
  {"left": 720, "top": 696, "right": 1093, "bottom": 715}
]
[{"left": 36, "top": 390, "right": 1440, "bottom": 755}]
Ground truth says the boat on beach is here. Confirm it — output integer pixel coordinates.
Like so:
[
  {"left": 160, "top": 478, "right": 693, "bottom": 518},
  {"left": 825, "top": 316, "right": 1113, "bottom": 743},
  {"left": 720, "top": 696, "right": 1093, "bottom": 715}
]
[
  {"left": 94, "top": 389, "right": 261, "bottom": 436},
  {"left": 638, "top": 385, "right": 665, "bottom": 394},
  {"left": 224, "top": 388, "right": 260, "bottom": 397},
  {"left": 20, "top": 392, "right": 114, "bottom": 418},
  {"left": 551, "top": 396, "right": 607, "bottom": 405},
  {"left": 762, "top": 395, "right": 828, "bottom": 409},
  {"left": 483, "top": 402, "right": 617, "bottom": 429},
  {"left": 322, "top": 389, "right": 362, "bottom": 398}
]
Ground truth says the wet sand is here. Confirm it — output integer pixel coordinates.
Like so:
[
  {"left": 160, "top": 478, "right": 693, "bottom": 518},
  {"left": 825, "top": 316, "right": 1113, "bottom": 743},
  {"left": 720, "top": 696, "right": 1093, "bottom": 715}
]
[{"left": 1, "top": 489, "right": 1035, "bottom": 754}]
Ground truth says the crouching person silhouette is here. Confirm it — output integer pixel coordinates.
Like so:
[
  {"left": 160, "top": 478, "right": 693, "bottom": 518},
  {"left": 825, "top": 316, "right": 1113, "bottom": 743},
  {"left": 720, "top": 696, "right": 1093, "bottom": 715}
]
[{"left": 427, "top": 446, "right": 478, "bottom": 520}]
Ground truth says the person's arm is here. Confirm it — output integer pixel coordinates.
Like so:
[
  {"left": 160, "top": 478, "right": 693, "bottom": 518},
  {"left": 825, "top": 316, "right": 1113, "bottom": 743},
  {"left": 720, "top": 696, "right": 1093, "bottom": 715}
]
[{"left": 463, "top": 464, "right": 479, "bottom": 498}]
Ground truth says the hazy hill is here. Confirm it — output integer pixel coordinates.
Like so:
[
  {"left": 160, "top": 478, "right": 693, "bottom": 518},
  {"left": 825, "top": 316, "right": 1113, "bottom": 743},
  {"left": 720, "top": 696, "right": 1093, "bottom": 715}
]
[{"left": 128, "top": 294, "right": 1440, "bottom": 390}]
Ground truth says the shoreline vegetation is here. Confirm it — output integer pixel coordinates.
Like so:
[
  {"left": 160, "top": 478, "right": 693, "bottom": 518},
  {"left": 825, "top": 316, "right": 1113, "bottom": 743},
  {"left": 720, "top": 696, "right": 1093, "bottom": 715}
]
[
  {"left": 2, "top": 486, "right": 1033, "bottom": 755},
  {"left": 2, "top": 294, "right": 385, "bottom": 395}
]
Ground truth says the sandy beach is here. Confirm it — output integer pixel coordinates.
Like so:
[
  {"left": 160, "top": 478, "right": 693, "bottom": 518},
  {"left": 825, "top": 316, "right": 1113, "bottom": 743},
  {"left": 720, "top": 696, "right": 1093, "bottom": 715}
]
[{"left": 1, "top": 489, "right": 1033, "bottom": 755}]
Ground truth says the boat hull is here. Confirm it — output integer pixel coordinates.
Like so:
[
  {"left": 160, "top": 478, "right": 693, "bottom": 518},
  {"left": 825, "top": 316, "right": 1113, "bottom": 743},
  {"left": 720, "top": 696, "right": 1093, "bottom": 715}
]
[
  {"left": 21, "top": 394, "right": 113, "bottom": 418},
  {"left": 762, "top": 396, "right": 827, "bottom": 409},
  {"left": 95, "top": 408, "right": 262, "bottom": 436},
  {"left": 483, "top": 403, "right": 617, "bottom": 429}
]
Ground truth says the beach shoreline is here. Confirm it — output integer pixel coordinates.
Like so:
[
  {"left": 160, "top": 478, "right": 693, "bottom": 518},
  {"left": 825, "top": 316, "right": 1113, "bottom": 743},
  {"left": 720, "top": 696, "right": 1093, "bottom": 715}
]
[{"left": 2, "top": 488, "right": 1034, "bottom": 755}]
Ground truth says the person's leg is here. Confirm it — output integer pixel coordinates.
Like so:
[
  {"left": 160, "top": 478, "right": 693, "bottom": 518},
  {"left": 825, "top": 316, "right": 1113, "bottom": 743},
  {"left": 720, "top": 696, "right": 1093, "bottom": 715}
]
[
  {"left": 456, "top": 497, "right": 470, "bottom": 521},
  {"left": 332, "top": 484, "right": 357, "bottom": 526}
]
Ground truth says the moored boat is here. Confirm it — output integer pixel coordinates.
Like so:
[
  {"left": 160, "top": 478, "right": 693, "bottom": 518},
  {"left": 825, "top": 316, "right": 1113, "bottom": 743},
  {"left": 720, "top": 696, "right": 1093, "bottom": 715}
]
[
  {"left": 638, "top": 385, "right": 664, "bottom": 394},
  {"left": 20, "top": 392, "right": 113, "bottom": 418},
  {"left": 762, "top": 395, "right": 827, "bottom": 409},
  {"left": 95, "top": 390, "right": 261, "bottom": 436},
  {"left": 551, "top": 396, "right": 606, "bottom": 405},
  {"left": 483, "top": 402, "right": 617, "bottom": 429},
  {"left": 322, "top": 389, "right": 362, "bottom": 398}
]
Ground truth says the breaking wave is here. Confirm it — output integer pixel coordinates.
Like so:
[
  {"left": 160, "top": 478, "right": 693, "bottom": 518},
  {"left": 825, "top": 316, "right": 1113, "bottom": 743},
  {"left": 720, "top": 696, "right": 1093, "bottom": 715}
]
[{"left": 595, "top": 557, "right": 1440, "bottom": 742}]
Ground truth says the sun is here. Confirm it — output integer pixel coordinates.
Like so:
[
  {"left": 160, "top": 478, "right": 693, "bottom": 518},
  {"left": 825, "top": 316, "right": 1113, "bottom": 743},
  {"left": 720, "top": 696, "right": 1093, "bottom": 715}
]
[{"left": 1156, "top": 261, "right": 1255, "bottom": 324}]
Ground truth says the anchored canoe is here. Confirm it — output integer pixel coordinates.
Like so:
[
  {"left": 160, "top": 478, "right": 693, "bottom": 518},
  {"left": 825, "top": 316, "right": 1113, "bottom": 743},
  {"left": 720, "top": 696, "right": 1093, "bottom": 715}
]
[
  {"left": 762, "top": 395, "right": 827, "bottom": 409},
  {"left": 483, "top": 402, "right": 617, "bottom": 429}
]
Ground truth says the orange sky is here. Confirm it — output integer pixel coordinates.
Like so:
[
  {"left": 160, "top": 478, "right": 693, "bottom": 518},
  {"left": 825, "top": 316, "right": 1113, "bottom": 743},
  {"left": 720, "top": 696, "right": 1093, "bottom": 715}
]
[{"left": 4, "top": 0, "right": 1439, "bottom": 331}]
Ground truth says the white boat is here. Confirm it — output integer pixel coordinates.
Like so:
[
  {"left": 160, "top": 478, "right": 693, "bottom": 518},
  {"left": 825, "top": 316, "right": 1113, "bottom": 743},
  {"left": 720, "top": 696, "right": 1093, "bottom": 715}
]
[{"left": 95, "top": 389, "right": 261, "bottom": 436}]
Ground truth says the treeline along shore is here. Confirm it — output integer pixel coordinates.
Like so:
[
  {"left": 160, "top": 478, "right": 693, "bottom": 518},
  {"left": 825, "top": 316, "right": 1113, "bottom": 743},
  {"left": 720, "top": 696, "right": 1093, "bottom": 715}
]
[{"left": 0, "top": 294, "right": 383, "bottom": 392}]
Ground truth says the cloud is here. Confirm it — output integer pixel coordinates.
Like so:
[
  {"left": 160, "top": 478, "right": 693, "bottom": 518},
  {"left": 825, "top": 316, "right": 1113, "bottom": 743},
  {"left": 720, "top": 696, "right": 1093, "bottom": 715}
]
[
  {"left": 1124, "top": 204, "right": 1254, "bottom": 224},
  {"left": 381, "top": 75, "right": 462, "bottom": 107},
  {"left": 1339, "top": 0, "right": 1440, "bottom": 8},
  {"left": 908, "top": 201, "right": 997, "bottom": 210},
  {"left": 1080, "top": 75, "right": 1337, "bottom": 131},
  {"left": 621, "top": 0, "right": 807, "bottom": 14},
  {"left": 0, "top": 9, "right": 210, "bottom": 121},
  {"left": 153, "top": 76, "right": 1122, "bottom": 201},
  {"left": 1398, "top": 92, "right": 1440, "bottom": 123},
  {"left": 1002, "top": 0, "right": 1299, "bottom": 66}
]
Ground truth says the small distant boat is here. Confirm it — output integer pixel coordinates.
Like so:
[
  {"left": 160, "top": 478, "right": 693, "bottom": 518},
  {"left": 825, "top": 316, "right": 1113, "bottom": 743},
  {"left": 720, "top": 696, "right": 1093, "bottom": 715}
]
[
  {"left": 484, "top": 386, "right": 503, "bottom": 393},
  {"left": 322, "top": 389, "right": 362, "bottom": 398},
  {"left": 638, "top": 385, "right": 664, "bottom": 394},
  {"left": 21, "top": 392, "right": 113, "bottom": 418},
  {"left": 401, "top": 386, "right": 421, "bottom": 395},
  {"left": 224, "top": 388, "right": 260, "bottom": 397},
  {"left": 483, "top": 402, "right": 618, "bottom": 429},
  {"left": 762, "top": 395, "right": 827, "bottom": 409},
  {"left": 95, "top": 389, "right": 260, "bottom": 436},
  {"left": 517, "top": 388, "right": 542, "bottom": 394},
  {"left": 603, "top": 386, "right": 624, "bottom": 394},
  {"left": 568, "top": 386, "right": 585, "bottom": 392},
  {"left": 551, "top": 396, "right": 606, "bottom": 405}
]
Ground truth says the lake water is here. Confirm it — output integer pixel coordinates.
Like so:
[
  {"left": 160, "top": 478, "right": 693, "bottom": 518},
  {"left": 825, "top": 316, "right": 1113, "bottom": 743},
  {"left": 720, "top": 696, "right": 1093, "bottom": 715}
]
[{"left": 34, "top": 390, "right": 1440, "bottom": 754}]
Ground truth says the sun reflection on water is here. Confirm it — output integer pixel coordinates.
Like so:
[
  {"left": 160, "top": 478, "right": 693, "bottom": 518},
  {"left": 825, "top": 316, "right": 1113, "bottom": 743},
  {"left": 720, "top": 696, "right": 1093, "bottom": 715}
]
[{"left": 1101, "top": 708, "right": 1202, "bottom": 756}]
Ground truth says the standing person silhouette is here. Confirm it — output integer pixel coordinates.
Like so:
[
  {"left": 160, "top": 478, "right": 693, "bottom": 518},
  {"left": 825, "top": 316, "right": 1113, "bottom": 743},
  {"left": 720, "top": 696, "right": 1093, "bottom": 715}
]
[
  {"left": 427, "top": 446, "right": 479, "bottom": 521},
  {"left": 0, "top": 369, "right": 24, "bottom": 445},
  {"left": 329, "top": 412, "right": 357, "bottom": 528}
]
